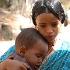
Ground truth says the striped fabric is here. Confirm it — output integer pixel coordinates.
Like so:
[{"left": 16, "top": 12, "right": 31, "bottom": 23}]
[{"left": 0, "top": 45, "right": 15, "bottom": 63}]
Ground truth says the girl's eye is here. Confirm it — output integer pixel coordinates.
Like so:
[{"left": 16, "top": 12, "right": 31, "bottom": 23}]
[
  {"left": 51, "top": 23, "right": 58, "bottom": 27},
  {"left": 39, "top": 25, "right": 46, "bottom": 28}
]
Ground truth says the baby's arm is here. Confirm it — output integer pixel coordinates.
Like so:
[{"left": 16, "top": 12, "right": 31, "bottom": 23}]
[{"left": 0, "top": 59, "right": 29, "bottom": 70}]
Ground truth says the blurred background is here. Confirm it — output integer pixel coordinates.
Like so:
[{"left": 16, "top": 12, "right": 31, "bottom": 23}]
[{"left": 0, "top": 0, "right": 70, "bottom": 56}]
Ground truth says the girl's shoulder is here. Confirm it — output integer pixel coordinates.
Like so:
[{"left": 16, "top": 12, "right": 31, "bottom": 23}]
[
  {"left": 59, "top": 40, "right": 70, "bottom": 51},
  {"left": 39, "top": 50, "right": 70, "bottom": 70},
  {"left": 39, "top": 39, "right": 70, "bottom": 70}
]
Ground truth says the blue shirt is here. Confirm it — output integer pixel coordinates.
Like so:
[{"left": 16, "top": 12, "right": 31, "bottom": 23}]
[
  {"left": 39, "top": 50, "right": 70, "bottom": 70},
  {"left": 39, "top": 41, "right": 70, "bottom": 70},
  {"left": 1, "top": 40, "right": 70, "bottom": 70},
  {"left": 0, "top": 45, "right": 15, "bottom": 63}
]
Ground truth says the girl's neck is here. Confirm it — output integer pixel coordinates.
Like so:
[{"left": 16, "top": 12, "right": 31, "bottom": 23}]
[{"left": 47, "top": 44, "right": 54, "bottom": 56}]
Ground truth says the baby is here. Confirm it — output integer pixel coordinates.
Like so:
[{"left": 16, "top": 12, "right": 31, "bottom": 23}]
[{"left": 2, "top": 28, "right": 48, "bottom": 70}]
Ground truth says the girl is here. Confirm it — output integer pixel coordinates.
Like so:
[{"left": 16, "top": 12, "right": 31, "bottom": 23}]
[{"left": 1, "top": 0, "right": 70, "bottom": 70}]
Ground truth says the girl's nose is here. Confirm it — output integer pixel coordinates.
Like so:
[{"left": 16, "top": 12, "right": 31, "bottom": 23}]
[{"left": 45, "top": 27, "right": 53, "bottom": 35}]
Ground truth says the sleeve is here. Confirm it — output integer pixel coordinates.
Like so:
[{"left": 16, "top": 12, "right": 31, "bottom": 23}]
[{"left": 0, "top": 45, "right": 15, "bottom": 63}]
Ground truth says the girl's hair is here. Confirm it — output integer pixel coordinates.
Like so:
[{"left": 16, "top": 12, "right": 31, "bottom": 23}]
[
  {"left": 15, "top": 28, "right": 48, "bottom": 49},
  {"left": 32, "top": 0, "right": 65, "bottom": 25}
]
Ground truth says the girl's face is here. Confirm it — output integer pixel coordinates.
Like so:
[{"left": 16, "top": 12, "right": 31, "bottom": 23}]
[{"left": 35, "top": 13, "right": 61, "bottom": 45}]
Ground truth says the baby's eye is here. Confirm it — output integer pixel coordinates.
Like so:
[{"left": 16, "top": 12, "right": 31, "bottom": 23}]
[
  {"left": 36, "top": 54, "right": 42, "bottom": 58},
  {"left": 36, "top": 55, "right": 41, "bottom": 58}
]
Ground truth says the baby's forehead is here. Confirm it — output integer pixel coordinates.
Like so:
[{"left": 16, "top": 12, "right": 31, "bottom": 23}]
[
  {"left": 36, "top": 46, "right": 48, "bottom": 56},
  {"left": 34, "top": 40, "right": 48, "bottom": 51},
  {"left": 37, "top": 39, "right": 48, "bottom": 45}
]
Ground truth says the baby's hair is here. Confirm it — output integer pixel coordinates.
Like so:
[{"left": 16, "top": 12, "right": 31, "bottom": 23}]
[
  {"left": 15, "top": 28, "right": 48, "bottom": 49},
  {"left": 32, "top": 0, "right": 65, "bottom": 25}
]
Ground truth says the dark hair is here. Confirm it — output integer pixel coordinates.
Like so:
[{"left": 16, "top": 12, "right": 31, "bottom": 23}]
[
  {"left": 32, "top": 0, "right": 65, "bottom": 25},
  {"left": 15, "top": 28, "right": 48, "bottom": 49}
]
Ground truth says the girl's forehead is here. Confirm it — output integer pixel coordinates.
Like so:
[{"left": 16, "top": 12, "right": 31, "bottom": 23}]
[
  {"left": 36, "top": 13, "right": 59, "bottom": 22},
  {"left": 36, "top": 13, "right": 57, "bottom": 18}
]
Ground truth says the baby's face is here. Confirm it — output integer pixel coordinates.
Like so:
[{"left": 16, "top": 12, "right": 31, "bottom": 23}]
[{"left": 24, "top": 40, "right": 48, "bottom": 69}]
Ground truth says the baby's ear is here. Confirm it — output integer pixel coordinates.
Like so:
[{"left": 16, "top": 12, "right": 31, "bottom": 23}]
[{"left": 20, "top": 46, "right": 27, "bottom": 56}]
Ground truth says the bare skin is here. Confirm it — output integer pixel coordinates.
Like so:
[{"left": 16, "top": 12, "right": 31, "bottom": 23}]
[
  {"left": 0, "top": 59, "right": 29, "bottom": 70},
  {"left": 35, "top": 13, "right": 61, "bottom": 54},
  {"left": 0, "top": 8, "right": 62, "bottom": 70}
]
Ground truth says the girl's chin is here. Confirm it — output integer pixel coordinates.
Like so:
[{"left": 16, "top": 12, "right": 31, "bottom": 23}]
[{"left": 48, "top": 40, "right": 54, "bottom": 46}]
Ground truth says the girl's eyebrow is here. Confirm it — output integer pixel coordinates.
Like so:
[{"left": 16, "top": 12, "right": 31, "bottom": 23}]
[
  {"left": 38, "top": 23, "right": 47, "bottom": 25},
  {"left": 51, "top": 20, "right": 58, "bottom": 23}
]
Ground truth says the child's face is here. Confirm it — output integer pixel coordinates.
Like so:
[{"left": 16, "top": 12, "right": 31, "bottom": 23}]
[
  {"left": 35, "top": 13, "right": 61, "bottom": 44},
  {"left": 24, "top": 40, "right": 48, "bottom": 69}
]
